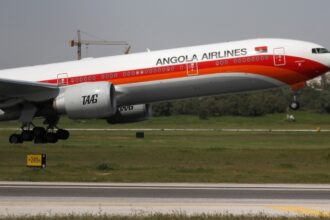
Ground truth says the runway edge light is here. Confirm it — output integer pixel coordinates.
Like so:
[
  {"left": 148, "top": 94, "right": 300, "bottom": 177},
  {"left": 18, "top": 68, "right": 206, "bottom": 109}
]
[{"left": 26, "top": 154, "right": 46, "bottom": 168}]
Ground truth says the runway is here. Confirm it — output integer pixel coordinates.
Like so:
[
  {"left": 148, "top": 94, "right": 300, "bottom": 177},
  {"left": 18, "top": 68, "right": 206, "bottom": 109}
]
[{"left": 0, "top": 182, "right": 330, "bottom": 217}]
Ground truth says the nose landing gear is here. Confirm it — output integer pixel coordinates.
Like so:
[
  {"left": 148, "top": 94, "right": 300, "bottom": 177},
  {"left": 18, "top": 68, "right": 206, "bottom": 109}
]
[
  {"left": 289, "top": 95, "right": 300, "bottom": 111},
  {"left": 289, "top": 97, "right": 300, "bottom": 111}
]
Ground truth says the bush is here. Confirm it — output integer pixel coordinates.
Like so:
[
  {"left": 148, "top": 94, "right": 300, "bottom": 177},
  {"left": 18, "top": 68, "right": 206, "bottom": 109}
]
[{"left": 96, "top": 162, "right": 116, "bottom": 171}]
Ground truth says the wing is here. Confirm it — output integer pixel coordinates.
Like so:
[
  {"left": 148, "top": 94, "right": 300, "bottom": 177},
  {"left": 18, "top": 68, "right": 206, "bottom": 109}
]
[{"left": 0, "top": 78, "right": 59, "bottom": 104}]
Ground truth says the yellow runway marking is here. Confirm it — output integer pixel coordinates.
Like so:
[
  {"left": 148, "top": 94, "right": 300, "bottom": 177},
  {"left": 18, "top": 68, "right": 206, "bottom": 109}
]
[{"left": 269, "top": 205, "right": 330, "bottom": 217}]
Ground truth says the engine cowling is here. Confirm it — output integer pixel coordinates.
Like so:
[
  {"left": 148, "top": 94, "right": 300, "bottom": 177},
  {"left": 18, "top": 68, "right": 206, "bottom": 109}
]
[
  {"left": 0, "top": 106, "right": 21, "bottom": 121},
  {"left": 53, "top": 82, "right": 116, "bottom": 119},
  {"left": 106, "top": 104, "right": 152, "bottom": 124}
]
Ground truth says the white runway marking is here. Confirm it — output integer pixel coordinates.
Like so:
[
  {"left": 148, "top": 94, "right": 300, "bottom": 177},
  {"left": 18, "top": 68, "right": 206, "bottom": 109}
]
[{"left": 0, "top": 182, "right": 329, "bottom": 217}]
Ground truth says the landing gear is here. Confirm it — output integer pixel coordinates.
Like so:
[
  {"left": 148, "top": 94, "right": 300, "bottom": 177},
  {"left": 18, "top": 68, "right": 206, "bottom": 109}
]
[
  {"left": 7, "top": 102, "right": 71, "bottom": 144},
  {"left": 9, "top": 134, "right": 23, "bottom": 144},
  {"left": 21, "top": 130, "right": 34, "bottom": 141},
  {"left": 289, "top": 94, "right": 300, "bottom": 111},
  {"left": 56, "top": 129, "right": 70, "bottom": 140},
  {"left": 46, "top": 132, "right": 58, "bottom": 143},
  {"left": 10, "top": 123, "right": 35, "bottom": 143},
  {"left": 9, "top": 120, "right": 70, "bottom": 144},
  {"left": 289, "top": 101, "right": 300, "bottom": 111},
  {"left": 33, "top": 126, "right": 46, "bottom": 144},
  {"left": 34, "top": 133, "right": 46, "bottom": 144},
  {"left": 33, "top": 127, "right": 46, "bottom": 137}
]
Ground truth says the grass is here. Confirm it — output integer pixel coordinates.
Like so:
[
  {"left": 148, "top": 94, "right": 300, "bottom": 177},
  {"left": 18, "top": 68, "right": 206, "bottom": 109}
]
[
  {"left": 2, "top": 111, "right": 330, "bottom": 130},
  {"left": 1, "top": 214, "right": 330, "bottom": 220},
  {"left": 0, "top": 112, "right": 329, "bottom": 183}
]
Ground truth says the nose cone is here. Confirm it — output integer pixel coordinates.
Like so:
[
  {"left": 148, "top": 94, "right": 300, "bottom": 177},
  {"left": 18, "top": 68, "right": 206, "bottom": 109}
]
[
  {"left": 320, "top": 53, "right": 330, "bottom": 69},
  {"left": 326, "top": 54, "right": 330, "bottom": 69},
  {"left": 305, "top": 54, "right": 330, "bottom": 80},
  {"left": 315, "top": 54, "right": 330, "bottom": 72}
]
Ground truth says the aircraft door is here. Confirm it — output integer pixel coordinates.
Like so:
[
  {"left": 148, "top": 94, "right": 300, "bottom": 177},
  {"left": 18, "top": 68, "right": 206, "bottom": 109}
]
[
  {"left": 273, "top": 47, "right": 286, "bottom": 66},
  {"left": 57, "top": 73, "right": 69, "bottom": 86},
  {"left": 186, "top": 62, "right": 198, "bottom": 76}
]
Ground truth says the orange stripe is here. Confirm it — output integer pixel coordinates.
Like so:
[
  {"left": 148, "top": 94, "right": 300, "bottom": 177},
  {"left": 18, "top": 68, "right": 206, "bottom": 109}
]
[
  {"left": 112, "top": 70, "right": 186, "bottom": 85},
  {"left": 110, "top": 65, "right": 308, "bottom": 86},
  {"left": 41, "top": 54, "right": 328, "bottom": 88}
]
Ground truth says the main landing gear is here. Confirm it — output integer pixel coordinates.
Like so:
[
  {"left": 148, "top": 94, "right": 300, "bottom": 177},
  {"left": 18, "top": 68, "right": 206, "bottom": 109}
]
[
  {"left": 8, "top": 102, "right": 70, "bottom": 144},
  {"left": 9, "top": 121, "right": 70, "bottom": 144}
]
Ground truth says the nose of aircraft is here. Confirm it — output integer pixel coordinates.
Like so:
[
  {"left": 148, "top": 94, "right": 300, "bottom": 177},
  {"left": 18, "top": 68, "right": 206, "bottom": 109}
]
[
  {"left": 317, "top": 53, "right": 330, "bottom": 71},
  {"left": 309, "top": 53, "right": 330, "bottom": 79},
  {"left": 326, "top": 54, "right": 330, "bottom": 69}
]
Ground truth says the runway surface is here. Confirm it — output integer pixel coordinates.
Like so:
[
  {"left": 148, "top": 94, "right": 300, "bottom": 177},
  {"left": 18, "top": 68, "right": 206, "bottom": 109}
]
[{"left": 0, "top": 182, "right": 330, "bottom": 217}]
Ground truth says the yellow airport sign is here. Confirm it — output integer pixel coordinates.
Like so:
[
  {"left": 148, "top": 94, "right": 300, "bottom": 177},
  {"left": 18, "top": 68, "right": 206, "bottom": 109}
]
[{"left": 26, "top": 154, "right": 46, "bottom": 168}]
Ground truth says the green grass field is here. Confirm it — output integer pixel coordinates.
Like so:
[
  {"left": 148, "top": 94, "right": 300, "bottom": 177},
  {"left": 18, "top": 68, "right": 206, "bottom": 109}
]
[
  {"left": 0, "top": 112, "right": 329, "bottom": 183},
  {"left": 2, "top": 111, "right": 330, "bottom": 129}
]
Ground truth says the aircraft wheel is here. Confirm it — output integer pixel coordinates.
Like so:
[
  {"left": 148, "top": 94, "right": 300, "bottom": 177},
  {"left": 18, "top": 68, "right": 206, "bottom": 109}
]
[
  {"left": 46, "top": 133, "right": 58, "bottom": 143},
  {"left": 34, "top": 134, "right": 46, "bottom": 144},
  {"left": 33, "top": 127, "right": 46, "bottom": 137},
  {"left": 56, "top": 129, "right": 70, "bottom": 140},
  {"left": 9, "top": 134, "right": 23, "bottom": 144},
  {"left": 21, "top": 130, "right": 34, "bottom": 141},
  {"left": 289, "top": 101, "right": 300, "bottom": 111}
]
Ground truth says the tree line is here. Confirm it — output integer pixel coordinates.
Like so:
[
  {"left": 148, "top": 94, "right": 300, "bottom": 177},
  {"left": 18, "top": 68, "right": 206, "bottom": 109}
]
[{"left": 152, "top": 79, "right": 330, "bottom": 118}]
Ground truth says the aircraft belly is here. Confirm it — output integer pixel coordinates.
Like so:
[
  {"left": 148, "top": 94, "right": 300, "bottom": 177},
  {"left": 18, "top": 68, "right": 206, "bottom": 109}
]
[{"left": 115, "top": 73, "right": 286, "bottom": 105}]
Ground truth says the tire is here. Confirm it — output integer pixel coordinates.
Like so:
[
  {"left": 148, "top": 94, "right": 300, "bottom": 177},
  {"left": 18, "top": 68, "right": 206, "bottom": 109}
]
[
  {"left": 34, "top": 134, "right": 46, "bottom": 144},
  {"left": 9, "top": 134, "right": 23, "bottom": 144},
  {"left": 46, "top": 133, "right": 58, "bottom": 143},
  {"left": 56, "top": 129, "right": 70, "bottom": 140},
  {"left": 21, "top": 130, "right": 34, "bottom": 141},
  {"left": 33, "top": 127, "right": 46, "bottom": 137},
  {"left": 289, "top": 101, "right": 300, "bottom": 111}
]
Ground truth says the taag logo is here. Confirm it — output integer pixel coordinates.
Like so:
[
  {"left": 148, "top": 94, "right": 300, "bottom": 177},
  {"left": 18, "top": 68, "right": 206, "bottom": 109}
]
[{"left": 82, "top": 94, "right": 98, "bottom": 105}]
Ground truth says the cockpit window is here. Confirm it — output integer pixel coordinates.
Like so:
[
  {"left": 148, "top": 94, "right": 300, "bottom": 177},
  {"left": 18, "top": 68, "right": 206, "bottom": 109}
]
[{"left": 312, "top": 48, "right": 330, "bottom": 54}]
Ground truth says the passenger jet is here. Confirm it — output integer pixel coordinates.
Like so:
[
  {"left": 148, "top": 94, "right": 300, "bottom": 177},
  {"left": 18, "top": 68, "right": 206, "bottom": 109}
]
[{"left": 0, "top": 38, "right": 329, "bottom": 143}]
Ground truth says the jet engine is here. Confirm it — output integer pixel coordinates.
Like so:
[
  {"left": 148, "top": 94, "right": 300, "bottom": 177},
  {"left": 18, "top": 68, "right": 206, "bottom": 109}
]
[
  {"left": 106, "top": 104, "right": 152, "bottom": 124},
  {"left": 53, "top": 82, "right": 116, "bottom": 119},
  {"left": 0, "top": 106, "right": 21, "bottom": 121}
]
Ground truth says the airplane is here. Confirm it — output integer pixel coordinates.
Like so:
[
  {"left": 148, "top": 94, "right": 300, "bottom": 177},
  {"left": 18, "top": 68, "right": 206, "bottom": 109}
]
[{"left": 0, "top": 38, "right": 329, "bottom": 144}]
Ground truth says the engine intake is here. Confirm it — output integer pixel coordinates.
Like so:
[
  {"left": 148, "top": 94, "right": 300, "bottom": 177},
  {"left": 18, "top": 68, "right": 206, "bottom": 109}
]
[{"left": 53, "top": 82, "right": 116, "bottom": 119}]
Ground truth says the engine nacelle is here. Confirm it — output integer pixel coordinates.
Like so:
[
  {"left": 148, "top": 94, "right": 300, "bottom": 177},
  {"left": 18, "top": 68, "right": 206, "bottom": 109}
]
[
  {"left": 0, "top": 106, "right": 21, "bottom": 121},
  {"left": 106, "top": 104, "right": 152, "bottom": 124},
  {"left": 53, "top": 82, "right": 116, "bottom": 119}
]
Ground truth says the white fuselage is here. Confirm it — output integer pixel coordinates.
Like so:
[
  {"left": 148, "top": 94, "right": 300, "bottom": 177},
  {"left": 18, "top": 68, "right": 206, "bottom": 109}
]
[{"left": 0, "top": 38, "right": 329, "bottom": 105}]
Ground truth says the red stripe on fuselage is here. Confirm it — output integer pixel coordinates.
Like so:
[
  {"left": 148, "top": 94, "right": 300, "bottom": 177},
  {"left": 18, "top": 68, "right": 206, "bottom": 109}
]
[{"left": 41, "top": 55, "right": 329, "bottom": 87}]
